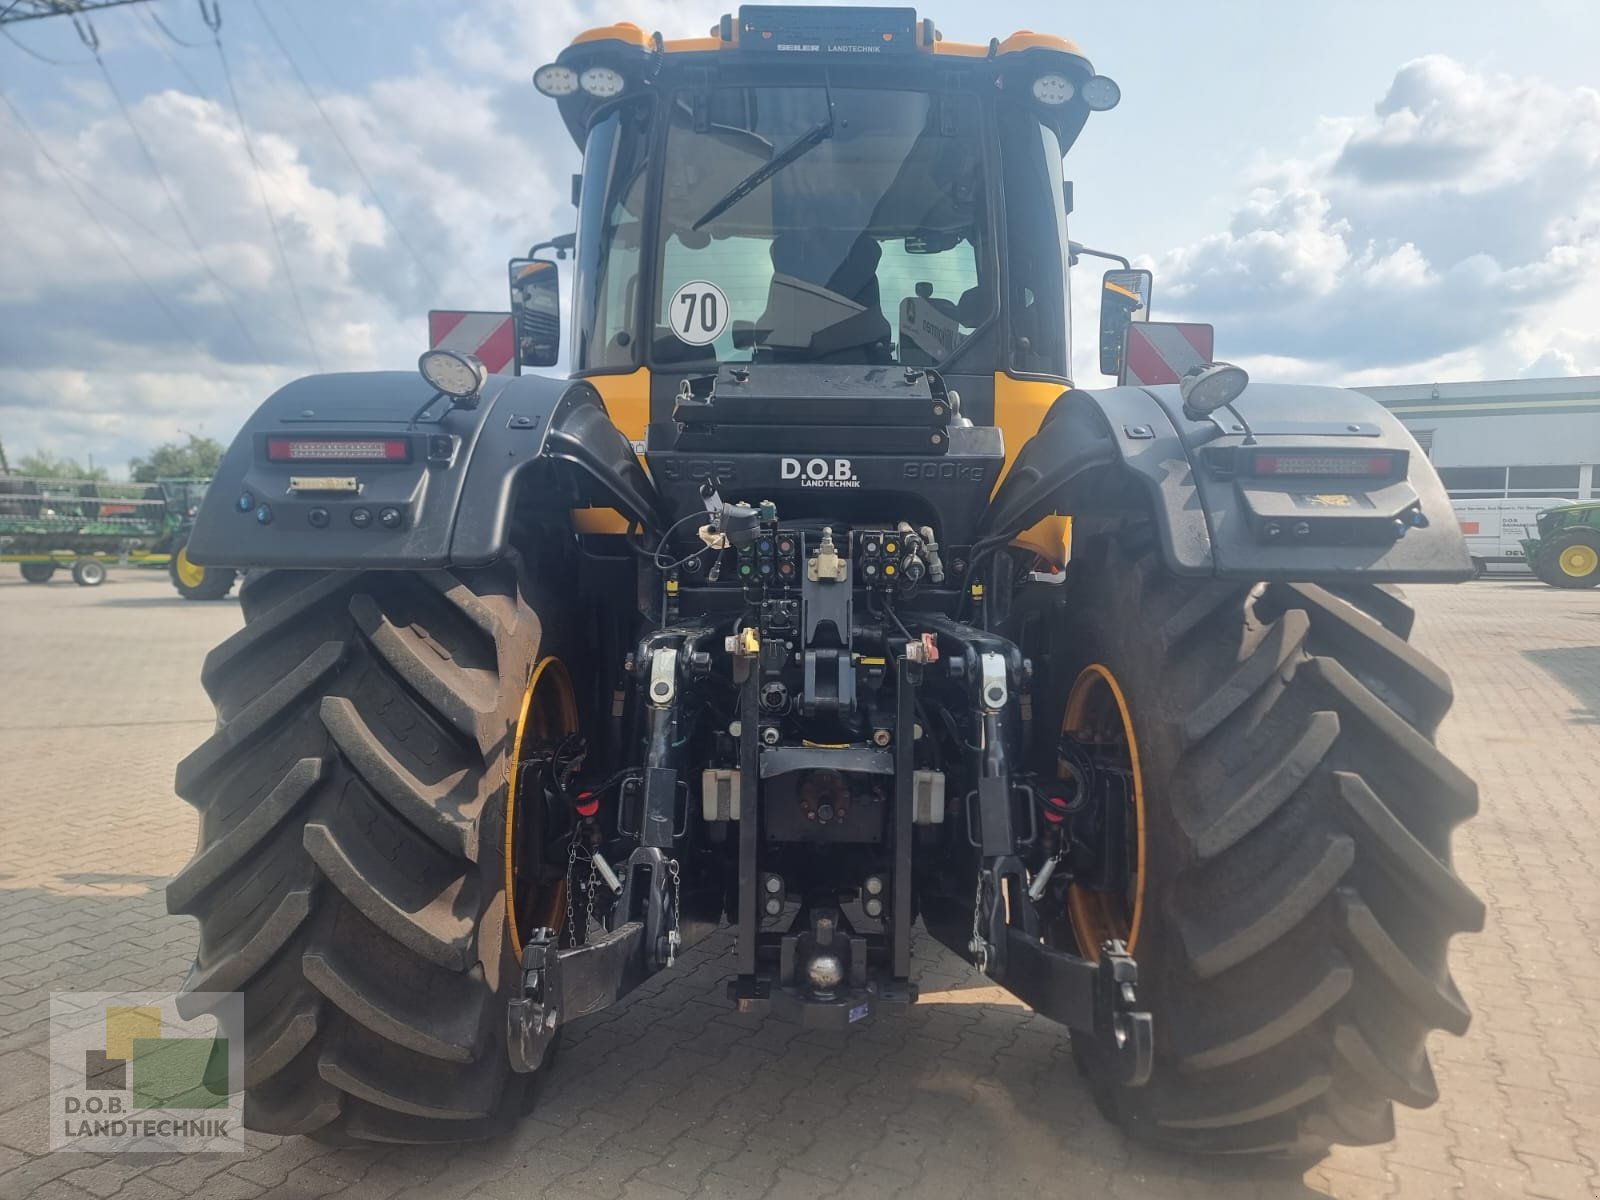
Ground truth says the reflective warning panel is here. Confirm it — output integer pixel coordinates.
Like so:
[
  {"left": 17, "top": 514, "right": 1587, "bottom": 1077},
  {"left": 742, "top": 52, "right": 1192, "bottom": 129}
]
[
  {"left": 1122, "top": 322, "right": 1215, "bottom": 386},
  {"left": 428, "top": 310, "right": 516, "bottom": 374}
]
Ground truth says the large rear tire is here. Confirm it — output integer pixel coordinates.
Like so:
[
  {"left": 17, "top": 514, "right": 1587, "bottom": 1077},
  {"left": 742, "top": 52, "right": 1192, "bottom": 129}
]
[
  {"left": 20, "top": 561, "right": 56, "bottom": 583},
  {"left": 1040, "top": 539, "right": 1483, "bottom": 1156},
  {"left": 167, "top": 561, "right": 578, "bottom": 1143}
]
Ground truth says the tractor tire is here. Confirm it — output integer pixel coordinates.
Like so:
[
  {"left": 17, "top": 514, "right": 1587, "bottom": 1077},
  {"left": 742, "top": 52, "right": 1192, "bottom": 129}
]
[
  {"left": 19, "top": 561, "right": 56, "bottom": 583},
  {"left": 1530, "top": 528, "right": 1600, "bottom": 589},
  {"left": 169, "top": 539, "right": 238, "bottom": 601},
  {"left": 167, "top": 561, "right": 579, "bottom": 1143},
  {"left": 1039, "top": 537, "right": 1482, "bottom": 1157}
]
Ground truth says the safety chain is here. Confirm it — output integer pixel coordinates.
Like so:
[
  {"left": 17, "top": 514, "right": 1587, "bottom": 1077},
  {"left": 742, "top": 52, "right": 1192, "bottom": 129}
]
[
  {"left": 564, "top": 834, "right": 599, "bottom": 949},
  {"left": 967, "top": 871, "right": 988, "bottom": 973},
  {"left": 666, "top": 859, "right": 683, "bottom": 966}
]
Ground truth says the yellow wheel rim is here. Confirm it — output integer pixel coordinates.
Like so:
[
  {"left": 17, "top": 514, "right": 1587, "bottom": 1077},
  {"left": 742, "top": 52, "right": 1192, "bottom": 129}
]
[
  {"left": 1061, "top": 664, "right": 1147, "bottom": 960},
  {"left": 174, "top": 547, "right": 206, "bottom": 589},
  {"left": 505, "top": 657, "right": 579, "bottom": 964},
  {"left": 1559, "top": 544, "right": 1598, "bottom": 578}
]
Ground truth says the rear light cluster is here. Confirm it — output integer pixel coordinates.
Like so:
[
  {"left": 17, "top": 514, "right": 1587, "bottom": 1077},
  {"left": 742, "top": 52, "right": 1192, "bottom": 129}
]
[
  {"left": 1246, "top": 452, "right": 1397, "bottom": 477},
  {"left": 265, "top": 438, "right": 410, "bottom": 463}
]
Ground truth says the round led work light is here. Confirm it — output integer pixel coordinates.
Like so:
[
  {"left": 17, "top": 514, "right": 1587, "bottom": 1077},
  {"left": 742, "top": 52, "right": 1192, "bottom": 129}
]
[
  {"left": 533, "top": 64, "right": 578, "bottom": 97},
  {"left": 418, "top": 349, "right": 488, "bottom": 399},
  {"left": 1081, "top": 74, "right": 1122, "bottom": 111},
  {"left": 1031, "top": 73, "right": 1075, "bottom": 106},
  {"left": 1179, "top": 363, "right": 1250, "bottom": 421},
  {"left": 579, "top": 66, "right": 626, "bottom": 98}
]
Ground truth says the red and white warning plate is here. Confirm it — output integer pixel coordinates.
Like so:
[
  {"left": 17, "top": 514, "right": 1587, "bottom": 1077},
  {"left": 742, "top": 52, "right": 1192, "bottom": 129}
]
[
  {"left": 1122, "top": 322, "right": 1216, "bottom": 386},
  {"left": 428, "top": 310, "right": 516, "bottom": 374}
]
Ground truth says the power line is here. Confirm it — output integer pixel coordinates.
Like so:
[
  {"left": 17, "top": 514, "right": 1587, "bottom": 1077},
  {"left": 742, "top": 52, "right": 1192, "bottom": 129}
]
[
  {"left": 203, "top": 1, "right": 321, "bottom": 368},
  {"left": 146, "top": 7, "right": 203, "bottom": 49},
  {"left": 248, "top": 0, "right": 441, "bottom": 295},
  {"left": 1, "top": 21, "right": 90, "bottom": 62},
  {"left": 0, "top": 88, "right": 203, "bottom": 356},
  {"left": 79, "top": 18, "right": 268, "bottom": 361},
  {"left": 140, "top": 8, "right": 211, "bottom": 98}
]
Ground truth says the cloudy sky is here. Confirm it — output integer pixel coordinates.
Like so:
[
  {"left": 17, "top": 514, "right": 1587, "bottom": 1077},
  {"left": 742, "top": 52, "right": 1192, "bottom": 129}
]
[{"left": 2, "top": 0, "right": 1597, "bottom": 474}]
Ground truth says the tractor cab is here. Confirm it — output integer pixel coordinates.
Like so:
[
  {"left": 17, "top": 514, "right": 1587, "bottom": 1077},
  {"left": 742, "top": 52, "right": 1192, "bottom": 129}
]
[{"left": 515, "top": 6, "right": 1120, "bottom": 439}]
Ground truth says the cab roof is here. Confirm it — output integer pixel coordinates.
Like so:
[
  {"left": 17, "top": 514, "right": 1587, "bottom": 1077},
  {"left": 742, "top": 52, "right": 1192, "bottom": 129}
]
[{"left": 540, "top": 5, "right": 1104, "bottom": 151}]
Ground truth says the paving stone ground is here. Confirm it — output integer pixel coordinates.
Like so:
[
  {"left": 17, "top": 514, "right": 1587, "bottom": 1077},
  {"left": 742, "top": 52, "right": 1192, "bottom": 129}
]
[{"left": 0, "top": 569, "right": 1596, "bottom": 1199}]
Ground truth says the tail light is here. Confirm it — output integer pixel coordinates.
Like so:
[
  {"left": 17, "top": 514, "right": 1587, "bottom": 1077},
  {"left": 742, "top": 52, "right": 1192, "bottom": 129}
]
[
  {"left": 265, "top": 437, "right": 411, "bottom": 463},
  {"left": 1243, "top": 450, "right": 1401, "bottom": 478}
]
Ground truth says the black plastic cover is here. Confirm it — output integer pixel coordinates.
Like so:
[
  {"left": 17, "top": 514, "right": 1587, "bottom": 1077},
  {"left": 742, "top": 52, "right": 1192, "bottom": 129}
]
[
  {"left": 988, "top": 382, "right": 1473, "bottom": 583},
  {"left": 187, "top": 371, "right": 654, "bottom": 569}
]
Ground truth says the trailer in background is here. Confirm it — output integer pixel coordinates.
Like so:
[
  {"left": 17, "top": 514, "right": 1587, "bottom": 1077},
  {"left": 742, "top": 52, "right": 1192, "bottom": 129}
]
[{"left": 0, "top": 476, "right": 237, "bottom": 598}]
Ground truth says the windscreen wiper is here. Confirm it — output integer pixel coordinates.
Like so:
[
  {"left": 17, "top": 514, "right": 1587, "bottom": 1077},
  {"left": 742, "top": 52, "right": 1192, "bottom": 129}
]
[
  {"left": 692, "top": 83, "right": 837, "bottom": 231},
  {"left": 692, "top": 119, "right": 833, "bottom": 231}
]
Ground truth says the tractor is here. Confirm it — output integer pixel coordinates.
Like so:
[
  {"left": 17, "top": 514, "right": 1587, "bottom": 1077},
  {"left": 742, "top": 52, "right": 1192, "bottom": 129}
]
[
  {"left": 1525, "top": 500, "right": 1600, "bottom": 588},
  {"left": 170, "top": 6, "right": 1483, "bottom": 1156}
]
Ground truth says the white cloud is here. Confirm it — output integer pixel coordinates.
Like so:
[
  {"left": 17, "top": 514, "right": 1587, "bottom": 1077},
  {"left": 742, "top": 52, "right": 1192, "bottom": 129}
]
[
  {"left": 6, "top": 26, "right": 1598, "bottom": 475},
  {"left": 1149, "top": 55, "right": 1600, "bottom": 382},
  {"left": 1, "top": 1, "right": 733, "bottom": 471}
]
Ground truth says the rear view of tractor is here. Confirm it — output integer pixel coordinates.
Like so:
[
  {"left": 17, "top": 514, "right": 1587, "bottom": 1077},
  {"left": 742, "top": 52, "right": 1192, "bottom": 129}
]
[{"left": 168, "top": 6, "right": 1482, "bottom": 1157}]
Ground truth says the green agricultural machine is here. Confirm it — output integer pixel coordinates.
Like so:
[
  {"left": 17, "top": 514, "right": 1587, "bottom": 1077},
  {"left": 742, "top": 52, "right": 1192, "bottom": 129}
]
[
  {"left": 1525, "top": 500, "right": 1600, "bottom": 589},
  {"left": 0, "top": 475, "right": 237, "bottom": 598}
]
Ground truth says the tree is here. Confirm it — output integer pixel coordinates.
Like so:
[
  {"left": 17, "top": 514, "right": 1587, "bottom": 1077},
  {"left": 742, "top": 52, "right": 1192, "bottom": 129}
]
[
  {"left": 17, "top": 450, "right": 108, "bottom": 480},
  {"left": 129, "top": 434, "right": 226, "bottom": 483}
]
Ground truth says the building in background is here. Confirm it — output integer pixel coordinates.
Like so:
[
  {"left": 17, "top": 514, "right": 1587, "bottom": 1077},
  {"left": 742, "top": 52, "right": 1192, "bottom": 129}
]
[{"left": 1355, "top": 376, "right": 1600, "bottom": 502}]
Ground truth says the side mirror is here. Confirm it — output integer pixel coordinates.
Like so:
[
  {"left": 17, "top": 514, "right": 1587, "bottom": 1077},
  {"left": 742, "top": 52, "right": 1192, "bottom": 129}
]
[
  {"left": 509, "top": 257, "right": 561, "bottom": 370},
  {"left": 1097, "top": 268, "right": 1153, "bottom": 377}
]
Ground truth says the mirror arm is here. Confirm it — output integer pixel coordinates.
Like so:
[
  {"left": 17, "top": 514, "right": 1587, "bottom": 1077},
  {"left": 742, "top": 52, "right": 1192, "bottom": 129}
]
[
  {"left": 1068, "top": 241, "right": 1131, "bottom": 270},
  {"left": 528, "top": 233, "right": 577, "bottom": 260}
]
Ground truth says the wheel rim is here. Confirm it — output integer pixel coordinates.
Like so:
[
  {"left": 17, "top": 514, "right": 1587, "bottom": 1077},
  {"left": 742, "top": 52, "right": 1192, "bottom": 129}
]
[
  {"left": 1060, "top": 664, "right": 1147, "bottom": 960},
  {"left": 1559, "top": 544, "right": 1598, "bottom": 578},
  {"left": 174, "top": 547, "right": 206, "bottom": 589},
  {"left": 505, "top": 657, "right": 579, "bottom": 963}
]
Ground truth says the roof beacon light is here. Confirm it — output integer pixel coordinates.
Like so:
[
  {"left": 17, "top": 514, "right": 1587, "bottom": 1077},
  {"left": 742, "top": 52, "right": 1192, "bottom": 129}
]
[
  {"left": 579, "top": 66, "right": 626, "bottom": 98},
  {"left": 1031, "top": 74, "right": 1075, "bottom": 106},
  {"left": 418, "top": 348, "right": 488, "bottom": 400},
  {"left": 533, "top": 64, "right": 578, "bottom": 97},
  {"left": 1180, "top": 362, "right": 1250, "bottom": 421},
  {"left": 1081, "top": 74, "right": 1122, "bottom": 112}
]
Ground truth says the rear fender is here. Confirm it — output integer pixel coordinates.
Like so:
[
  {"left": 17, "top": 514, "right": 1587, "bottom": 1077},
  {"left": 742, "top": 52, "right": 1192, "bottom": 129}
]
[
  {"left": 187, "top": 371, "right": 662, "bottom": 570},
  {"left": 987, "top": 383, "right": 1471, "bottom": 583}
]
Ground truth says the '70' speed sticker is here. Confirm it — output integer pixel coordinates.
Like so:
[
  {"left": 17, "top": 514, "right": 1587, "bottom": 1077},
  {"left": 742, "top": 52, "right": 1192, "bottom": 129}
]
[{"left": 668, "top": 280, "right": 730, "bottom": 346}]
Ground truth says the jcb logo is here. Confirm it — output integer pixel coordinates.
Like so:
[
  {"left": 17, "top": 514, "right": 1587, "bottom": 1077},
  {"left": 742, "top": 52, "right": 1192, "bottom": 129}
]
[{"left": 780, "top": 458, "right": 860, "bottom": 489}]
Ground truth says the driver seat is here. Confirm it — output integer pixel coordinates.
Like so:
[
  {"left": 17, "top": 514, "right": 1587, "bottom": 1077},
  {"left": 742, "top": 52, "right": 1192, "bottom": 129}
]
[{"left": 748, "top": 232, "right": 892, "bottom": 362}]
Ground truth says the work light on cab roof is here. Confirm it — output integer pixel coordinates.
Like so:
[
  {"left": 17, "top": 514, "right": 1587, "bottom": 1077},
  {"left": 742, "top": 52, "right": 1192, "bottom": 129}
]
[{"left": 533, "top": 5, "right": 1121, "bottom": 151}]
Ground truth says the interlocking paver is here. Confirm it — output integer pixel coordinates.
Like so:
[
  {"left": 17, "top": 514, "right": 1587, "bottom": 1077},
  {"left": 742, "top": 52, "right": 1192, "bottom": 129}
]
[{"left": 2, "top": 572, "right": 1598, "bottom": 1198}]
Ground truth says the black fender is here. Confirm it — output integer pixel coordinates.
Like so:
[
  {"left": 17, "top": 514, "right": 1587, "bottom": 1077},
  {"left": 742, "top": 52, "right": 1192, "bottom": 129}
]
[
  {"left": 187, "top": 371, "right": 664, "bottom": 570},
  {"left": 984, "top": 382, "right": 1471, "bottom": 582}
]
